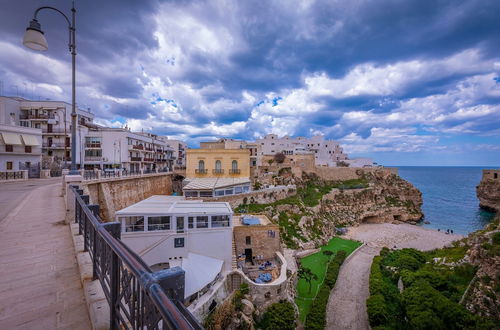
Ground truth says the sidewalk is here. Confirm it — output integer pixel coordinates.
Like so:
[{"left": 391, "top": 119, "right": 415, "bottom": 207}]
[{"left": 0, "top": 182, "right": 90, "bottom": 329}]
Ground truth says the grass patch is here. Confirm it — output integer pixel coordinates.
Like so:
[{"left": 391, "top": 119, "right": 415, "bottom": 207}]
[{"left": 295, "top": 237, "right": 361, "bottom": 322}]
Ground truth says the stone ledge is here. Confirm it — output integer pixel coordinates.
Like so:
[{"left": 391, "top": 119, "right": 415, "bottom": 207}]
[{"left": 69, "top": 222, "right": 109, "bottom": 330}]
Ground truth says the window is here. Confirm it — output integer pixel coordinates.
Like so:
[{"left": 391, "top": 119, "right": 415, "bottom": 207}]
[
  {"left": 122, "top": 216, "right": 145, "bottom": 232},
  {"left": 85, "top": 136, "right": 102, "bottom": 148},
  {"left": 196, "top": 216, "right": 209, "bottom": 228},
  {"left": 215, "top": 160, "right": 221, "bottom": 170},
  {"left": 85, "top": 149, "right": 102, "bottom": 157},
  {"left": 25, "top": 146, "right": 32, "bottom": 153},
  {"left": 188, "top": 217, "right": 194, "bottom": 229},
  {"left": 176, "top": 217, "right": 184, "bottom": 233},
  {"left": 225, "top": 189, "right": 234, "bottom": 195},
  {"left": 211, "top": 215, "right": 230, "bottom": 228},
  {"left": 234, "top": 186, "right": 243, "bottom": 194},
  {"left": 246, "top": 236, "right": 251, "bottom": 245},
  {"left": 174, "top": 238, "right": 185, "bottom": 248},
  {"left": 5, "top": 145, "right": 13, "bottom": 152},
  {"left": 199, "top": 191, "right": 213, "bottom": 197},
  {"left": 215, "top": 190, "right": 224, "bottom": 196},
  {"left": 185, "top": 191, "right": 198, "bottom": 197},
  {"left": 232, "top": 160, "right": 238, "bottom": 170},
  {"left": 198, "top": 160, "right": 205, "bottom": 170},
  {"left": 148, "top": 216, "right": 170, "bottom": 231},
  {"left": 6, "top": 162, "right": 13, "bottom": 170}
]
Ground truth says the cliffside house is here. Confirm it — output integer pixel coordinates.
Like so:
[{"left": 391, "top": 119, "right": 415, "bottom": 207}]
[{"left": 116, "top": 195, "right": 233, "bottom": 303}]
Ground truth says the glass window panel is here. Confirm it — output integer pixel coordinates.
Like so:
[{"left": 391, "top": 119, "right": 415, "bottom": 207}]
[
  {"left": 122, "top": 216, "right": 144, "bottom": 232},
  {"left": 148, "top": 216, "right": 170, "bottom": 231},
  {"left": 211, "top": 215, "right": 230, "bottom": 228},
  {"left": 196, "top": 216, "right": 209, "bottom": 228}
]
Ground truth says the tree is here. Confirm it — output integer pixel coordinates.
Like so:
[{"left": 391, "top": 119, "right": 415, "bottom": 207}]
[
  {"left": 336, "top": 161, "right": 350, "bottom": 167},
  {"left": 298, "top": 267, "right": 318, "bottom": 293},
  {"left": 258, "top": 301, "right": 296, "bottom": 330},
  {"left": 274, "top": 152, "right": 286, "bottom": 164},
  {"left": 267, "top": 159, "right": 275, "bottom": 166}
]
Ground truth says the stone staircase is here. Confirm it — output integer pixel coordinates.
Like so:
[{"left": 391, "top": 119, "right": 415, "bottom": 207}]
[{"left": 231, "top": 236, "right": 237, "bottom": 269}]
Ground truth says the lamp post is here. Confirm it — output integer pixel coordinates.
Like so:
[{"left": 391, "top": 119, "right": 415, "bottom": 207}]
[{"left": 23, "top": 2, "right": 79, "bottom": 175}]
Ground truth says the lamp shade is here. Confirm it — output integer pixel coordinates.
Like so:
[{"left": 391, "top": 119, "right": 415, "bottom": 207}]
[{"left": 23, "top": 28, "right": 48, "bottom": 51}]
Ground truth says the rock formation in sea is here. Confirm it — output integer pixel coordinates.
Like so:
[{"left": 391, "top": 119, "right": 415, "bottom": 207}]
[{"left": 476, "top": 169, "right": 500, "bottom": 212}]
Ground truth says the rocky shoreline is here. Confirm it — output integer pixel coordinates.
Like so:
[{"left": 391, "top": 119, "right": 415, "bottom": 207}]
[{"left": 476, "top": 169, "right": 500, "bottom": 212}]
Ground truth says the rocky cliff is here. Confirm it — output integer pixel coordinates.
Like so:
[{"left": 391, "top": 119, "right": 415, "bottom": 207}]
[
  {"left": 242, "top": 169, "right": 423, "bottom": 249},
  {"left": 463, "top": 215, "right": 500, "bottom": 321},
  {"left": 476, "top": 170, "right": 500, "bottom": 212}
]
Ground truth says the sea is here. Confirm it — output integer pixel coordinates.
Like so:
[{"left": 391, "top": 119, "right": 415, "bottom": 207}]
[{"left": 397, "top": 166, "right": 497, "bottom": 235}]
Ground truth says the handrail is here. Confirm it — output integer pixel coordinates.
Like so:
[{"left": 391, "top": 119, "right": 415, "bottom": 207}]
[{"left": 70, "top": 185, "right": 202, "bottom": 330}]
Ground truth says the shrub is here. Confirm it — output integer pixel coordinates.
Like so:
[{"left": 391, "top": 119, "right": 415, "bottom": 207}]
[
  {"left": 366, "top": 294, "right": 388, "bottom": 326},
  {"left": 258, "top": 301, "right": 296, "bottom": 330},
  {"left": 304, "top": 285, "right": 330, "bottom": 330}
]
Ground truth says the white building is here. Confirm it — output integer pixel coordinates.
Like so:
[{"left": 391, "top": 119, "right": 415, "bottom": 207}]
[
  {"left": 116, "top": 196, "right": 233, "bottom": 302},
  {"left": 0, "top": 96, "right": 94, "bottom": 168},
  {"left": 255, "top": 133, "right": 373, "bottom": 167},
  {"left": 159, "top": 138, "right": 186, "bottom": 168},
  {"left": 0, "top": 97, "right": 43, "bottom": 175},
  {"left": 83, "top": 127, "right": 175, "bottom": 172}
]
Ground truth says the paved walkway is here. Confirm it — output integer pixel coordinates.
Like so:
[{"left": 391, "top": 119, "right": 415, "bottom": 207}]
[
  {"left": 0, "top": 181, "right": 90, "bottom": 329},
  {"left": 326, "top": 244, "right": 380, "bottom": 330}
]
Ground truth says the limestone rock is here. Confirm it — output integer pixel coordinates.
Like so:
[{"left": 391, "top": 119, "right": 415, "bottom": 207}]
[
  {"left": 241, "top": 299, "right": 255, "bottom": 316},
  {"left": 476, "top": 173, "right": 500, "bottom": 212}
]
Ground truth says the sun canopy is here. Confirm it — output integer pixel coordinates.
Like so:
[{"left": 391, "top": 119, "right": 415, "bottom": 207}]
[
  {"left": 21, "top": 134, "right": 40, "bottom": 146},
  {"left": 181, "top": 253, "right": 223, "bottom": 298},
  {"left": 1, "top": 132, "right": 22, "bottom": 145},
  {"left": 183, "top": 177, "right": 251, "bottom": 191}
]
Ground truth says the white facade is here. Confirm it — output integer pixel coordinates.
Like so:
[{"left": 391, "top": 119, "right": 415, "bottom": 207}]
[
  {"left": 256, "top": 134, "right": 349, "bottom": 167},
  {"left": 0, "top": 96, "right": 94, "bottom": 168},
  {"left": 83, "top": 128, "right": 175, "bottom": 171},
  {"left": 159, "top": 138, "right": 186, "bottom": 168},
  {"left": 116, "top": 196, "right": 233, "bottom": 300}
]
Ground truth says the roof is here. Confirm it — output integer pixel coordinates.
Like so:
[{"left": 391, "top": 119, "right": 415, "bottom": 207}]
[
  {"left": 180, "top": 253, "right": 224, "bottom": 298},
  {"left": 115, "top": 195, "right": 232, "bottom": 216},
  {"left": 183, "top": 177, "right": 251, "bottom": 191}
]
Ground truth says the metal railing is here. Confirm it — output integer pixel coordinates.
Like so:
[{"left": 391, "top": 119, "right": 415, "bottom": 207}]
[
  {"left": 229, "top": 169, "right": 241, "bottom": 174},
  {"left": 70, "top": 185, "right": 202, "bottom": 330},
  {"left": 0, "top": 171, "right": 24, "bottom": 180},
  {"left": 195, "top": 169, "right": 207, "bottom": 174},
  {"left": 212, "top": 169, "right": 224, "bottom": 174},
  {"left": 84, "top": 170, "right": 98, "bottom": 180}
]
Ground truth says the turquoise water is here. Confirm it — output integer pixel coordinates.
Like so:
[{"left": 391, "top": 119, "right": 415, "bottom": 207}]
[{"left": 397, "top": 167, "right": 496, "bottom": 235}]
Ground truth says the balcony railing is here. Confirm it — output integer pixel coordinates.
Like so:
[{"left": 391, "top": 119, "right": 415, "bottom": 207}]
[
  {"left": 21, "top": 114, "right": 55, "bottom": 120},
  {"left": 143, "top": 158, "right": 155, "bottom": 162},
  {"left": 130, "top": 157, "right": 142, "bottom": 162},
  {"left": 145, "top": 147, "right": 153, "bottom": 151},
  {"left": 85, "top": 143, "right": 102, "bottom": 148},
  {"left": 195, "top": 169, "right": 208, "bottom": 174},
  {"left": 212, "top": 169, "right": 224, "bottom": 174},
  {"left": 132, "top": 145, "right": 144, "bottom": 150},
  {"left": 84, "top": 156, "right": 102, "bottom": 162},
  {"left": 42, "top": 142, "right": 69, "bottom": 148},
  {"left": 229, "top": 169, "right": 241, "bottom": 174},
  {"left": 42, "top": 128, "right": 68, "bottom": 134},
  {"left": 69, "top": 186, "right": 202, "bottom": 329}
]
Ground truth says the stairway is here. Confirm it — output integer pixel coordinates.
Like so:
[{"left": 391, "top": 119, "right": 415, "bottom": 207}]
[{"left": 231, "top": 236, "right": 237, "bottom": 269}]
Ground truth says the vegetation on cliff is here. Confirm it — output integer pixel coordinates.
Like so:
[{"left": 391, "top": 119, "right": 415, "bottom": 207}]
[
  {"left": 237, "top": 171, "right": 422, "bottom": 249},
  {"left": 367, "top": 240, "right": 498, "bottom": 329}
]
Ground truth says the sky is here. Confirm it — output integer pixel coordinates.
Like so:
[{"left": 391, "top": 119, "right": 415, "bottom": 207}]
[{"left": 1, "top": 0, "right": 499, "bottom": 166}]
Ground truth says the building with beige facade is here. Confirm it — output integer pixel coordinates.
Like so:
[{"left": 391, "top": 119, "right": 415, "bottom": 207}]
[
  {"left": 183, "top": 148, "right": 251, "bottom": 197},
  {"left": 200, "top": 138, "right": 259, "bottom": 167}
]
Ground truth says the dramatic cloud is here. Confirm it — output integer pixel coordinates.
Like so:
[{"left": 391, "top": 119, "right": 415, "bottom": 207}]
[{"left": 1, "top": 0, "right": 499, "bottom": 165}]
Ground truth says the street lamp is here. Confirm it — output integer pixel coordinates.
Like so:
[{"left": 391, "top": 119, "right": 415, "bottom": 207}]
[{"left": 23, "top": 2, "right": 79, "bottom": 175}]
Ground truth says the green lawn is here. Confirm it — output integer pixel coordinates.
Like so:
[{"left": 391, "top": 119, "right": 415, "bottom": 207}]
[{"left": 295, "top": 237, "right": 362, "bottom": 322}]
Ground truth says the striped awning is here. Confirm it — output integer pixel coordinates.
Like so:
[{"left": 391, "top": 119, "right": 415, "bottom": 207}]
[
  {"left": 1, "top": 132, "right": 23, "bottom": 145},
  {"left": 21, "top": 134, "right": 40, "bottom": 146}
]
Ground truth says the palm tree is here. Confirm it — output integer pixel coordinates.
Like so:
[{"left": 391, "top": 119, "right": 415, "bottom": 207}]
[{"left": 298, "top": 267, "right": 318, "bottom": 293}]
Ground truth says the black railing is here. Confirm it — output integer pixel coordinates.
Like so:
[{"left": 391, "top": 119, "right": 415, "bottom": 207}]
[
  {"left": 84, "top": 170, "right": 98, "bottom": 180},
  {"left": 0, "top": 171, "right": 23, "bottom": 180},
  {"left": 102, "top": 171, "right": 117, "bottom": 178},
  {"left": 212, "top": 169, "right": 224, "bottom": 174},
  {"left": 195, "top": 169, "right": 207, "bottom": 174},
  {"left": 122, "top": 170, "right": 140, "bottom": 177},
  {"left": 70, "top": 185, "right": 202, "bottom": 330},
  {"left": 229, "top": 169, "right": 241, "bottom": 174}
]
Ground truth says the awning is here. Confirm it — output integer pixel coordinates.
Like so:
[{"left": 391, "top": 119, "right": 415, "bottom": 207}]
[
  {"left": 1, "top": 132, "right": 23, "bottom": 145},
  {"left": 182, "top": 253, "right": 224, "bottom": 298},
  {"left": 21, "top": 134, "right": 40, "bottom": 146}
]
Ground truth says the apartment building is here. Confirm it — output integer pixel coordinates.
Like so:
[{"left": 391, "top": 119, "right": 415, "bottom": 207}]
[
  {"left": 0, "top": 96, "right": 94, "bottom": 168},
  {"left": 83, "top": 127, "right": 175, "bottom": 172},
  {"left": 161, "top": 139, "right": 186, "bottom": 168},
  {"left": 184, "top": 148, "right": 251, "bottom": 197},
  {"left": 255, "top": 134, "right": 349, "bottom": 167}
]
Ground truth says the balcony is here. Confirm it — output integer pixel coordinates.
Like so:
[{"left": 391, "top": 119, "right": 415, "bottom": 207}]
[
  {"left": 131, "top": 145, "right": 144, "bottom": 150},
  {"left": 21, "top": 114, "right": 55, "bottom": 120},
  {"left": 212, "top": 169, "right": 224, "bottom": 175},
  {"left": 229, "top": 169, "right": 241, "bottom": 174},
  {"left": 143, "top": 157, "right": 154, "bottom": 162},
  {"left": 145, "top": 147, "right": 153, "bottom": 151},
  {"left": 42, "top": 128, "right": 69, "bottom": 135},
  {"left": 195, "top": 169, "right": 208, "bottom": 174},
  {"left": 42, "top": 142, "right": 69, "bottom": 148},
  {"left": 130, "top": 157, "right": 142, "bottom": 162},
  {"left": 85, "top": 156, "right": 102, "bottom": 162},
  {"left": 85, "top": 143, "right": 102, "bottom": 148}
]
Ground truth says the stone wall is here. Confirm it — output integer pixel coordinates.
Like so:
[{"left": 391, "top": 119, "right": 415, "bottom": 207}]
[
  {"left": 311, "top": 166, "right": 398, "bottom": 181},
  {"left": 476, "top": 169, "right": 500, "bottom": 212},
  {"left": 234, "top": 224, "right": 281, "bottom": 260},
  {"left": 82, "top": 173, "right": 173, "bottom": 221},
  {"left": 197, "top": 185, "right": 296, "bottom": 209}
]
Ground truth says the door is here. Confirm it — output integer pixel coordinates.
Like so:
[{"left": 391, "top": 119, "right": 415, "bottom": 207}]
[
  {"left": 47, "top": 124, "right": 53, "bottom": 133},
  {"left": 65, "top": 137, "right": 70, "bottom": 147},
  {"left": 176, "top": 217, "right": 184, "bottom": 233},
  {"left": 48, "top": 137, "right": 53, "bottom": 147},
  {"left": 245, "top": 248, "right": 253, "bottom": 262}
]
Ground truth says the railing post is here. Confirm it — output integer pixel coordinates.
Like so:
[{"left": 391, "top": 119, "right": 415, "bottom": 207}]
[
  {"left": 81, "top": 195, "right": 90, "bottom": 252},
  {"left": 152, "top": 267, "right": 186, "bottom": 302},
  {"left": 88, "top": 204, "right": 100, "bottom": 280},
  {"left": 102, "top": 222, "right": 121, "bottom": 330}
]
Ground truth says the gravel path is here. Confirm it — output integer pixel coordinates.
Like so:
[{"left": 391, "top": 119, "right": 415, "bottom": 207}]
[{"left": 326, "top": 223, "right": 463, "bottom": 330}]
